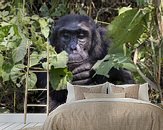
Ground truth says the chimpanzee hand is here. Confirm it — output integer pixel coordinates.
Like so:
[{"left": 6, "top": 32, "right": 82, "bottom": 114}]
[{"left": 71, "top": 62, "right": 94, "bottom": 85}]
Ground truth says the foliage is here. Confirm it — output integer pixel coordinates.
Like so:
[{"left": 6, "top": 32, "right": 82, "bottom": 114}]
[
  {"left": 0, "top": 1, "right": 72, "bottom": 112},
  {"left": 0, "top": 0, "right": 162, "bottom": 112},
  {"left": 94, "top": 1, "right": 163, "bottom": 100},
  {"left": 93, "top": 6, "right": 151, "bottom": 78},
  {"left": 93, "top": 6, "right": 149, "bottom": 77},
  {"left": 108, "top": 8, "right": 149, "bottom": 53},
  {"left": 93, "top": 54, "right": 136, "bottom": 78}
]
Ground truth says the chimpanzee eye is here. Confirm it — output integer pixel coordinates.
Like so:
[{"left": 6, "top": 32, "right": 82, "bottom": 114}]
[
  {"left": 78, "top": 30, "right": 87, "bottom": 39},
  {"left": 78, "top": 33, "right": 85, "bottom": 39},
  {"left": 63, "top": 33, "right": 70, "bottom": 39},
  {"left": 61, "top": 31, "right": 70, "bottom": 40}
]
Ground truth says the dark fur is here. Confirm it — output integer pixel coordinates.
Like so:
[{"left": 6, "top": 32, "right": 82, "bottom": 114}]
[{"left": 37, "top": 14, "right": 134, "bottom": 112}]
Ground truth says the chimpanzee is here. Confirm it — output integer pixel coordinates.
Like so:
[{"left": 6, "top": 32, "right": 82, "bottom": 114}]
[
  {"left": 49, "top": 14, "right": 134, "bottom": 85},
  {"left": 37, "top": 14, "right": 134, "bottom": 112}
]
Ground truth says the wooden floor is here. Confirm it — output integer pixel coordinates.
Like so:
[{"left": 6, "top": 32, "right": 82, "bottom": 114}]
[
  {"left": 0, "top": 113, "right": 46, "bottom": 130},
  {"left": 0, "top": 122, "right": 43, "bottom": 130}
]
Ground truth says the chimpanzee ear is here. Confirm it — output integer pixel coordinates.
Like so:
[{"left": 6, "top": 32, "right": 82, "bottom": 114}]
[
  {"left": 49, "top": 24, "right": 66, "bottom": 53},
  {"left": 49, "top": 25, "right": 58, "bottom": 46},
  {"left": 90, "top": 27, "right": 109, "bottom": 61}
]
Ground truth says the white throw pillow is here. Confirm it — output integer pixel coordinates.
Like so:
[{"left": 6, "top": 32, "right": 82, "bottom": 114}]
[
  {"left": 66, "top": 82, "right": 75, "bottom": 103},
  {"left": 66, "top": 82, "right": 108, "bottom": 103},
  {"left": 84, "top": 92, "right": 126, "bottom": 99},
  {"left": 108, "top": 82, "right": 149, "bottom": 102},
  {"left": 138, "top": 83, "right": 149, "bottom": 102}
]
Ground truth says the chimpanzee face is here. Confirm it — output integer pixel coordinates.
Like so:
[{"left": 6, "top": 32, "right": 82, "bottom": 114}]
[
  {"left": 57, "top": 22, "right": 92, "bottom": 69},
  {"left": 50, "top": 14, "right": 104, "bottom": 72}
]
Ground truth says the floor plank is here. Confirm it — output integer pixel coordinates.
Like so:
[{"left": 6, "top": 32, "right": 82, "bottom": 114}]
[
  {"left": 0, "top": 114, "right": 45, "bottom": 129},
  {"left": 0, "top": 113, "right": 46, "bottom": 123},
  {"left": 34, "top": 123, "right": 43, "bottom": 127},
  {"left": 12, "top": 123, "right": 29, "bottom": 130},
  {"left": 23, "top": 123, "right": 38, "bottom": 128},
  {"left": 0, "top": 123, "right": 6, "bottom": 127},
  {"left": 0, "top": 123, "right": 43, "bottom": 130},
  {"left": 0, "top": 123, "right": 14, "bottom": 130},
  {"left": 3, "top": 123, "right": 22, "bottom": 130}
]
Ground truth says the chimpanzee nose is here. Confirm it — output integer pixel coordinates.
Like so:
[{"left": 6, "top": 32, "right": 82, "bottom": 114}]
[
  {"left": 70, "top": 43, "right": 77, "bottom": 50},
  {"left": 70, "top": 37, "right": 77, "bottom": 50}
]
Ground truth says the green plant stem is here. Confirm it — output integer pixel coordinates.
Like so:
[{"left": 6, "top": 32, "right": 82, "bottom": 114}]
[
  {"left": 23, "top": 0, "right": 25, "bottom": 14},
  {"left": 14, "top": 90, "right": 16, "bottom": 113},
  {"left": 158, "top": 39, "right": 162, "bottom": 98},
  {"left": 150, "top": 39, "right": 157, "bottom": 81},
  {"left": 153, "top": 0, "right": 163, "bottom": 98},
  {"left": 136, "top": 65, "right": 158, "bottom": 89}
]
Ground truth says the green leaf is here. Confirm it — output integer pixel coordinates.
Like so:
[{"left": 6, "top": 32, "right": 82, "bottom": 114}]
[
  {"left": 34, "top": 36, "right": 46, "bottom": 51},
  {"left": 118, "top": 7, "right": 132, "bottom": 15},
  {"left": 0, "top": 25, "right": 11, "bottom": 42},
  {"left": 0, "top": 54, "right": 4, "bottom": 76},
  {"left": 12, "top": 24, "right": 20, "bottom": 36},
  {"left": 39, "top": 18, "right": 48, "bottom": 28},
  {"left": 30, "top": 51, "right": 47, "bottom": 67},
  {"left": 135, "top": 0, "right": 149, "bottom": 6},
  {"left": 12, "top": 38, "right": 27, "bottom": 63},
  {"left": 94, "top": 60, "right": 114, "bottom": 77},
  {"left": 50, "top": 67, "right": 72, "bottom": 90},
  {"left": 93, "top": 53, "right": 134, "bottom": 77},
  {"left": 10, "top": 64, "right": 25, "bottom": 85},
  {"left": 50, "top": 4, "right": 68, "bottom": 17},
  {"left": 27, "top": 72, "right": 37, "bottom": 89},
  {"left": 107, "top": 9, "right": 150, "bottom": 54},
  {"left": 2, "top": 60, "right": 13, "bottom": 73},
  {"left": 50, "top": 51, "right": 68, "bottom": 68},
  {"left": 31, "top": 15, "right": 40, "bottom": 20},
  {"left": 0, "top": 45, "right": 6, "bottom": 51},
  {"left": 41, "top": 26, "right": 50, "bottom": 38},
  {"left": 0, "top": 54, "right": 4, "bottom": 68},
  {"left": 40, "top": 3, "right": 49, "bottom": 17},
  {"left": 1, "top": 71, "right": 10, "bottom": 82},
  {"left": 122, "top": 63, "right": 137, "bottom": 72},
  {"left": 92, "top": 59, "right": 105, "bottom": 71},
  {"left": 39, "top": 18, "right": 50, "bottom": 38}
]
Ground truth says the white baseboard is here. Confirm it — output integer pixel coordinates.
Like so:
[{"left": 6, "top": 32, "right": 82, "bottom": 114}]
[{"left": 0, "top": 113, "right": 47, "bottom": 123}]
